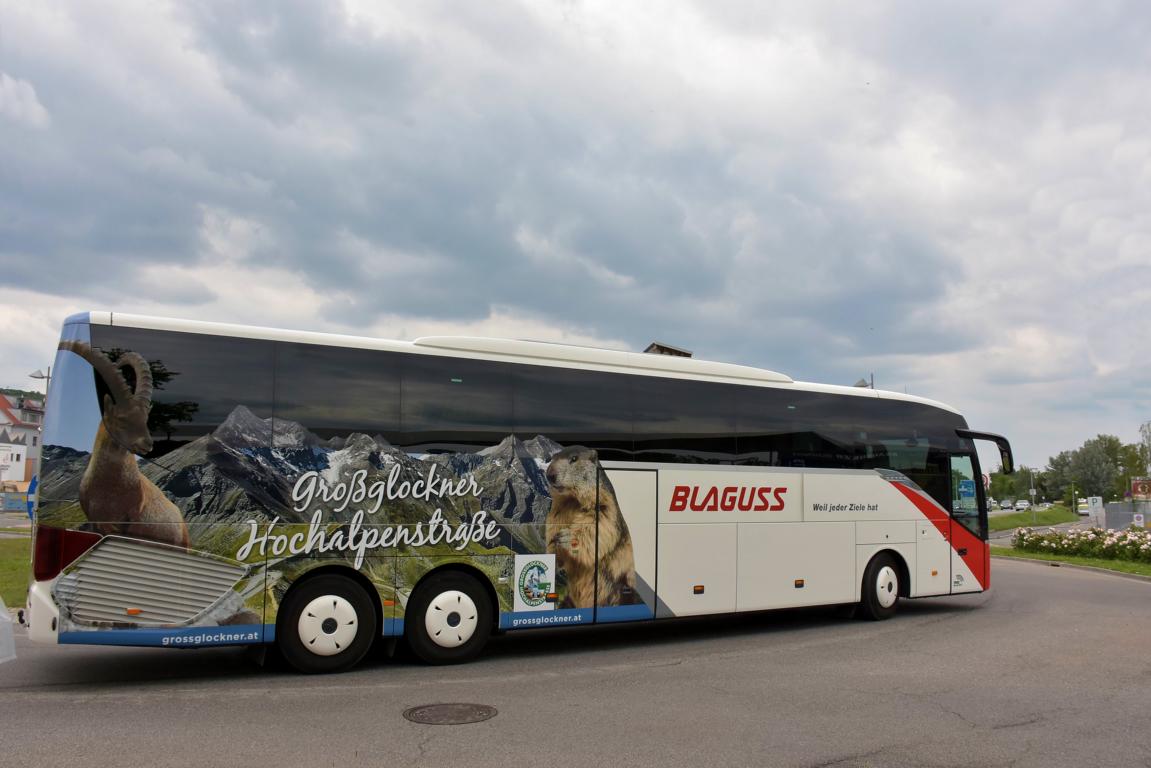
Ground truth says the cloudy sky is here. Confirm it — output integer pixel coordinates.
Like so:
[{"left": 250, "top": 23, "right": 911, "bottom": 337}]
[{"left": 2, "top": 1, "right": 1149, "bottom": 468}]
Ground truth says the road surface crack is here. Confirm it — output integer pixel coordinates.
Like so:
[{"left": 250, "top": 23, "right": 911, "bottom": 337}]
[{"left": 805, "top": 747, "right": 887, "bottom": 767}]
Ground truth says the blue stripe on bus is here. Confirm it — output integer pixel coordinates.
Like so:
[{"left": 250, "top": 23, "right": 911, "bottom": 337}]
[
  {"left": 594, "top": 604, "right": 655, "bottom": 623},
  {"left": 57, "top": 605, "right": 654, "bottom": 647},
  {"left": 500, "top": 609, "right": 594, "bottom": 629},
  {"left": 59, "top": 624, "right": 270, "bottom": 648}
]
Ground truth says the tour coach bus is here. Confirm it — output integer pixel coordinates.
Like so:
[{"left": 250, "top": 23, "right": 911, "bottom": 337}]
[{"left": 26, "top": 312, "right": 1013, "bottom": 673}]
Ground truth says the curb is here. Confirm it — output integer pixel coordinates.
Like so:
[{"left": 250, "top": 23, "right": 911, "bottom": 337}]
[{"left": 991, "top": 552, "right": 1151, "bottom": 583}]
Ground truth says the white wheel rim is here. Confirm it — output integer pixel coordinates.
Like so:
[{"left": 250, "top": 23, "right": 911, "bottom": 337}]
[
  {"left": 297, "top": 595, "right": 359, "bottom": 657},
  {"left": 875, "top": 565, "right": 898, "bottom": 609},
  {"left": 424, "top": 589, "right": 479, "bottom": 648}
]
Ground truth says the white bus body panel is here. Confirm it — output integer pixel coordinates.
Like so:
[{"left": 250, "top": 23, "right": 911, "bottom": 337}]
[
  {"left": 804, "top": 472, "right": 920, "bottom": 523},
  {"left": 915, "top": 523, "right": 952, "bottom": 597},
  {"left": 657, "top": 469, "right": 803, "bottom": 524},
  {"left": 856, "top": 520, "right": 916, "bottom": 545},
  {"left": 738, "top": 522, "right": 855, "bottom": 610},
  {"left": 657, "top": 523, "right": 737, "bottom": 617},
  {"left": 26, "top": 579, "right": 60, "bottom": 644},
  {"left": 602, "top": 462, "right": 980, "bottom": 619}
]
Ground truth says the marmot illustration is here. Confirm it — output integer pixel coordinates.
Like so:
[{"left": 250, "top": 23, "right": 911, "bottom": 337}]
[{"left": 544, "top": 446, "right": 637, "bottom": 609}]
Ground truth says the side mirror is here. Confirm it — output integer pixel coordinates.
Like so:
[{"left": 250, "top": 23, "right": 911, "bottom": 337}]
[
  {"left": 998, "top": 445, "right": 1014, "bottom": 475},
  {"left": 956, "top": 429, "right": 1015, "bottom": 475}
]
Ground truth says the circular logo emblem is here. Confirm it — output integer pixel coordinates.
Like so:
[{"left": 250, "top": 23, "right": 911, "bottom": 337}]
[{"left": 518, "top": 560, "right": 550, "bottom": 607}]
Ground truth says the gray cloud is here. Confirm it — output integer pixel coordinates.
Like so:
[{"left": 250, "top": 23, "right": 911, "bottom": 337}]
[{"left": 2, "top": 0, "right": 1150, "bottom": 465}]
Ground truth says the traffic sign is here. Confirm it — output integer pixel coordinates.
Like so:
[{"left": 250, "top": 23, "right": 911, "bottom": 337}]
[{"left": 1133, "top": 478, "right": 1151, "bottom": 501}]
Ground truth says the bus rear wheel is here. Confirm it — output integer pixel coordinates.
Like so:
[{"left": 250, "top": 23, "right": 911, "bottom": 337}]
[
  {"left": 858, "top": 553, "right": 900, "bottom": 621},
  {"left": 278, "top": 574, "right": 377, "bottom": 674},
  {"left": 406, "top": 571, "right": 493, "bottom": 665}
]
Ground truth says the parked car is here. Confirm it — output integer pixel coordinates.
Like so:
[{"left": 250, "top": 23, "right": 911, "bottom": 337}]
[
  {"left": 1015, "top": 500, "right": 1030, "bottom": 511},
  {"left": 1000, "top": 500, "right": 1014, "bottom": 510},
  {"left": 1077, "top": 501, "right": 1090, "bottom": 516}
]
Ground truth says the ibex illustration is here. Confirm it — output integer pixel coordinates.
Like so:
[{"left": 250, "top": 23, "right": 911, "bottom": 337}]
[{"left": 60, "top": 341, "right": 190, "bottom": 549}]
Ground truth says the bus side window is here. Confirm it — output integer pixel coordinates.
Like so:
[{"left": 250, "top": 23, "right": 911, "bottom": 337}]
[
  {"left": 950, "top": 454, "right": 982, "bottom": 536},
  {"left": 274, "top": 343, "right": 401, "bottom": 446},
  {"left": 895, "top": 447, "right": 951, "bottom": 513},
  {"left": 513, "top": 365, "right": 633, "bottom": 460},
  {"left": 633, "top": 378, "right": 737, "bottom": 464},
  {"left": 89, "top": 326, "right": 275, "bottom": 458},
  {"left": 735, "top": 386, "right": 794, "bottom": 467},
  {"left": 401, "top": 355, "right": 513, "bottom": 453}
]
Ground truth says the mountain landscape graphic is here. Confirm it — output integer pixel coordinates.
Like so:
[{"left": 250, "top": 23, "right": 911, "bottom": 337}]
[{"left": 42, "top": 406, "right": 565, "bottom": 555}]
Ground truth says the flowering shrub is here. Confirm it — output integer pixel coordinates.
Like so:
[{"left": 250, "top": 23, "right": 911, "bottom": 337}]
[{"left": 1012, "top": 526, "right": 1151, "bottom": 563}]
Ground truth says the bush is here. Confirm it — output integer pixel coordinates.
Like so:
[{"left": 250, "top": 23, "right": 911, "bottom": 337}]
[{"left": 1012, "top": 526, "right": 1151, "bottom": 563}]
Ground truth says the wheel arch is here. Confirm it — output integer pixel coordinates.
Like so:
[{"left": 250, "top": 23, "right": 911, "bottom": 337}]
[
  {"left": 279, "top": 563, "right": 385, "bottom": 638},
  {"left": 868, "top": 548, "right": 911, "bottom": 599},
  {"left": 407, "top": 562, "right": 501, "bottom": 631}
]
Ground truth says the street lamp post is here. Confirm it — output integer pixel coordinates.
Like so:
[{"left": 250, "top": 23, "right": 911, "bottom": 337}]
[
  {"left": 27, "top": 366, "right": 50, "bottom": 493},
  {"left": 28, "top": 366, "right": 51, "bottom": 395},
  {"left": 1030, "top": 468, "right": 1036, "bottom": 525}
]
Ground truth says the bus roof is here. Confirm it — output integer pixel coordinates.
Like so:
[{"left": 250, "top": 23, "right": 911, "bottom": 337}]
[{"left": 65, "top": 311, "right": 961, "bottom": 415}]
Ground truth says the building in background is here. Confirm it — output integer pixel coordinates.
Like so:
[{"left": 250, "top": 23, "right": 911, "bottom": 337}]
[
  {"left": 0, "top": 394, "right": 43, "bottom": 482},
  {"left": 0, "top": 428, "right": 28, "bottom": 484}
]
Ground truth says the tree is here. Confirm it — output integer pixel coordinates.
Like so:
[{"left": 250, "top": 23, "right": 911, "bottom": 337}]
[
  {"left": 1141, "top": 421, "right": 1151, "bottom": 475},
  {"left": 0, "top": 386, "right": 45, "bottom": 401},
  {"left": 1045, "top": 450, "right": 1074, "bottom": 501},
  {"left": 102, "top": 348, "right": 198, "bottom": 442},
  {"left": 1070, "top": 438, "right": 1118, "bottom": 498},
  {"left": 989, "top": 472, "right": 1015, "bottom": 502},
  {"left": 152, "top": 400, "right": 200, "bottom": 442},
  {"left": 1113, "top": 442, "right": 1145, "bottom": 500},
  {"left": 987, "top": 466, "right": 1043, "bottom": 502},
  {"left": 1089, "top": 434, "right": 1124, "bottom": 468}
]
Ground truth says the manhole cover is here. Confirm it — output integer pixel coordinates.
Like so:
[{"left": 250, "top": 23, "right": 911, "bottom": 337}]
[{"left": 403, "top": 703, "right": 498, "bottom": 725}]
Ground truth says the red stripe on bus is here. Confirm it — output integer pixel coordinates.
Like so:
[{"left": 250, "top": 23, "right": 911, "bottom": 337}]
[{"left": 889, "top": 481, "right": 988, "bottom": 590}]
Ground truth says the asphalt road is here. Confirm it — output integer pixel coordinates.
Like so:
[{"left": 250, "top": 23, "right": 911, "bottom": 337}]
[{"left": 1, "top": 559, "right": 1149, "bottom": 768}]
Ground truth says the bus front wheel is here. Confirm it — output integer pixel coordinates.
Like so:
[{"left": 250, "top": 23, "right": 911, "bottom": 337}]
[
  {"left": 406, "top": 571, "right": 493, "bottom": 665},
  {"left": 277, "top": 574, "right": 378, "bottom": 674},
  {"left": 858, "top": 553, "right": 900, "bottom": 621}
]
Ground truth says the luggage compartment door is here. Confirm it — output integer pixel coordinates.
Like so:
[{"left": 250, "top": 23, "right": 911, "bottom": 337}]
[{"left": 656, "top": 522, "right": 737, "bottom": 618}]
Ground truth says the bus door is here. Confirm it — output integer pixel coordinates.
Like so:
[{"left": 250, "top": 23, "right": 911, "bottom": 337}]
[
  {"left": 598, "top": 467, "right": 657, "bottom": 622},
  {"left": 948, "top": 454, "right": 987, "bottom": 593}
]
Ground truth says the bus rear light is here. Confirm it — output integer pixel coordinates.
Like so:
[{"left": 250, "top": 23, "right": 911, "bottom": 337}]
[
  {"left": 692, "top": 585, "right": 705, "bottom": 594},
  {"left": 125, "top": 608, "right": 142, "bottom": 616},
  {"left": 33, "top": 526, "right": 102, "bottom": 581},
  {"left": 794, "top": 579, "right": 805, "bottom": 588}
]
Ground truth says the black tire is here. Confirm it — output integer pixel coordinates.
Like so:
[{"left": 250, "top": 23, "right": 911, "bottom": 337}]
[
  {"left": 857, "top": 553, "right": 900, "bottom": 621},
  {"left": 405, "top": 571, "right": 493, "bottom": 665},
  {"left": 277, "top": 574, "right": 377, "bottom": 674}
]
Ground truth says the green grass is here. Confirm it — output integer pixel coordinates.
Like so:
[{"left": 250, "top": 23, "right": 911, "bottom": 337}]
[
  {"left": 0, "top": 537, "right": 31, "bottom": 608},
  {"left": 988, "top": 504, "right": 1079, "bottom": 532},
  {"left": 990, "top": 545, "right": 1151, "bottom": 578},
  {"left": 0, "top": 527, "right": 30, "bottom": 535}
]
